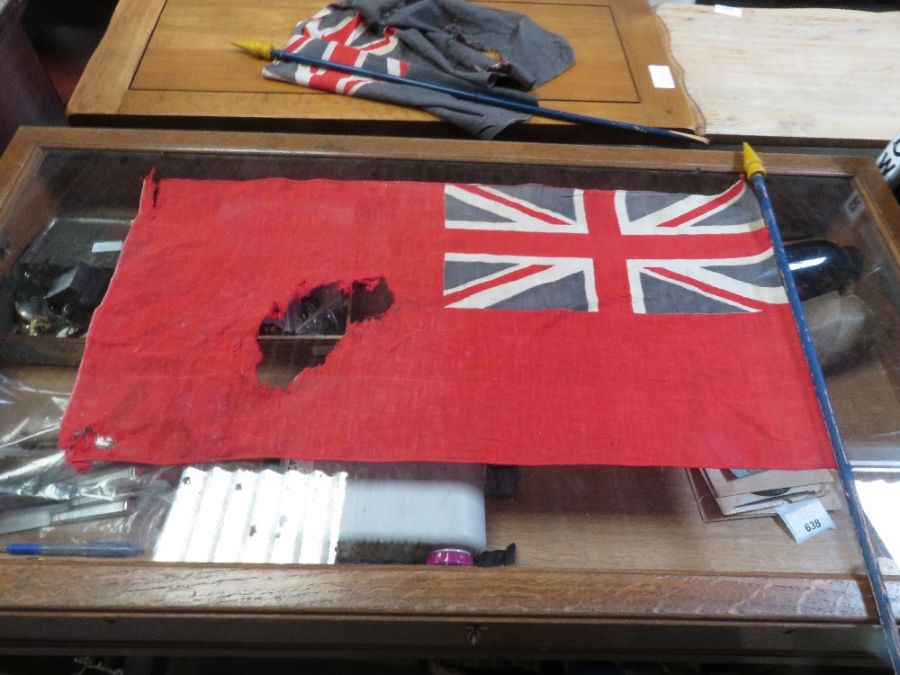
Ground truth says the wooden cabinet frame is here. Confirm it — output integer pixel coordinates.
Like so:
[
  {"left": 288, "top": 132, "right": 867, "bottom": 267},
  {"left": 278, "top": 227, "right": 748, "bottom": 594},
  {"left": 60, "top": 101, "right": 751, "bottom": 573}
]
[{"left": 0, "top": 127, "right": 898, "bottom": 663}]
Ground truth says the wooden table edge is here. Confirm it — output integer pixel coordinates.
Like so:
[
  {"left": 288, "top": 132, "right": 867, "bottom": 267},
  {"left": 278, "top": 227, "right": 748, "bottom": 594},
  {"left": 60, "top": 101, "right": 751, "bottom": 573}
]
[
  {"left": 0, "top": 560, "right": 896, "bottom": 623},
  {"left": 3, "top": 126, "right": 878, "bottom": 178}
]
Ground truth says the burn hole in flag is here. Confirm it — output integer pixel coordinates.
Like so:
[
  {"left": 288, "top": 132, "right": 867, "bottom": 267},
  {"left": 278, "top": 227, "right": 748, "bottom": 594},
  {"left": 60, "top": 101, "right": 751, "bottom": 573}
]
[{"left": 256, "top": 278, "right": 393, "bottom": 389}]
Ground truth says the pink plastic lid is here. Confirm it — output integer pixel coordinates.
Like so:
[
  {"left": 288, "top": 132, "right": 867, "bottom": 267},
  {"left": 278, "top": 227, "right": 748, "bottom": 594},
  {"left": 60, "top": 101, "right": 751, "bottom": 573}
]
[{"left": 426, "top": 548, "right": 474, "bottom": 566}]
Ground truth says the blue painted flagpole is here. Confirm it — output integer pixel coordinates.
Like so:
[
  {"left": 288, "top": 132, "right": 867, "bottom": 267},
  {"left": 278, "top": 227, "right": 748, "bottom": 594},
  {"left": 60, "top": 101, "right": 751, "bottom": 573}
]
[
  {"left": 744, "top": 143, "right": 900, "bottom": 672},
  {"left": 233, "top": 40, "right": 709, "bottom": 145}
]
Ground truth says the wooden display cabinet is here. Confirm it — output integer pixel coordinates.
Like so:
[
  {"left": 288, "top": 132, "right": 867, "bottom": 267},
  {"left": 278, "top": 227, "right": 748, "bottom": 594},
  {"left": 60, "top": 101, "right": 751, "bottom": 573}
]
[{"left": 0, "top": 127, "right": 898, "bottom": 663}]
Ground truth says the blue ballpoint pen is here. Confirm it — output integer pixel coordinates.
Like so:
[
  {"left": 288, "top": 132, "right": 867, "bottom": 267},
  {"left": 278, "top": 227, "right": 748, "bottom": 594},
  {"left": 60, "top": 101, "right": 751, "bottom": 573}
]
[{"left": 5, "top": 541, "right": 144, "bottom": 557}]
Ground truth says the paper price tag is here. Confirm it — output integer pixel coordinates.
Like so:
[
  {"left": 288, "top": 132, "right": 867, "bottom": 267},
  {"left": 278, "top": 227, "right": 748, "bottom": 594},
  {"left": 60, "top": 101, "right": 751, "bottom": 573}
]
[
  {"left": 714, "top": 5, "right": 743, "bottom": 18},
  {"left": 648, "top": 65, "right": 675, "bottom": 89},
  {"left": 91, "top": 240, "right": 123, "bottom": 253},
  {"left": 843, "top": 191, "right": 865, "bottom": 221},
  {"left": 777, "top": 498, "right": 835, "bottom": 544}
]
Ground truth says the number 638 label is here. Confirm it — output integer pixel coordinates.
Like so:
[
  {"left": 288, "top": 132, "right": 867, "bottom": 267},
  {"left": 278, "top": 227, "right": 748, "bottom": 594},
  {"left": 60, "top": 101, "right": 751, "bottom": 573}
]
[
  {"left": 804, "top": 518, "right": 823, "bottom": 532},
  {"left": 777, "top": 498, "right": 836, "bottom": 544}
]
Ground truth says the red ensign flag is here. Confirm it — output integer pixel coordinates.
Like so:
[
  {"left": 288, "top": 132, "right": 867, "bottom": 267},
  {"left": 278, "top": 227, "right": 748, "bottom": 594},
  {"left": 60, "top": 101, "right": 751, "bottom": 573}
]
[{"left": 61, "top": 176, "right": 834, "bottom": 469}]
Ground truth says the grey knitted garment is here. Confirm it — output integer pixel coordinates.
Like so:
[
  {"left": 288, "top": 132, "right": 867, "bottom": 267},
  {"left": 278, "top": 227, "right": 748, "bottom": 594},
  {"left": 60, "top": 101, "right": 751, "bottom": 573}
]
[{"left": 264, "top": 0, "right": 574, "bottom": 138}]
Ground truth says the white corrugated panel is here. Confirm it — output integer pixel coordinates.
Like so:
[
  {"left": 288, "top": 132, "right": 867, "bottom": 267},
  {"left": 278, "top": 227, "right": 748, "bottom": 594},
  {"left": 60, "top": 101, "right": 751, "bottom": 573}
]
[{"left": 154, "top": 467, "right": 346, "bottom": 564}]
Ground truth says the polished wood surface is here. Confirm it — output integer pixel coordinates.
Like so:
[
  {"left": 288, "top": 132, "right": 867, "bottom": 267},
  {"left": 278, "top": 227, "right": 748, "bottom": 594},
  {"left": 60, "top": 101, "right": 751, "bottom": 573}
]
[
  {"left": 658, "top": 5, "right": 900, "bottom": 145},
  {"left": 67, "top": 0, "right": 702, "bottom": 139},
  {"left": 0, "top": 127, "right": 899, "bottom": 660}
]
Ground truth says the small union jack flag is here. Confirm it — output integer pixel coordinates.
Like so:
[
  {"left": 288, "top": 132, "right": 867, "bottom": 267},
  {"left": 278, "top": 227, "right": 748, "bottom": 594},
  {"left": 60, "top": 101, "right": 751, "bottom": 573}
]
[
  {"left": 262, "top": 2, "right": 574, "bottom": 139},
  {"left": 443, "top": 179, "right": 787, "bottom": 315},
  {"left": 272, "top": 8, "right": 406, "bottom": 96}
]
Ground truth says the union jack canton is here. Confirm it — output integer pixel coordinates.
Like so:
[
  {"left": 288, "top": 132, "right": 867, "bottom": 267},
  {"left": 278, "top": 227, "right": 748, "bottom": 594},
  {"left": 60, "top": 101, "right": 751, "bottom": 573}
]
[{"left": 443, "top": 179, "right": 788, "bottom": 315}]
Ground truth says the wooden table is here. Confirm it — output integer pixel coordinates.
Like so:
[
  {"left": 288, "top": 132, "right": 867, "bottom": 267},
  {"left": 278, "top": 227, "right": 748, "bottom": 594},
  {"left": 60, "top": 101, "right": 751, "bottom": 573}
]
[
  {"left": 65, "top": 0, "right": 701, "bottom": 142},
  {"left": 657, "top": 4, "right": 900, "bottom": 147},
  {"left": 0, "top": 127, "right": 899, "bottom": 663},
  {"left": 68, "top": 0, "right": 900, "bottom": 147}
]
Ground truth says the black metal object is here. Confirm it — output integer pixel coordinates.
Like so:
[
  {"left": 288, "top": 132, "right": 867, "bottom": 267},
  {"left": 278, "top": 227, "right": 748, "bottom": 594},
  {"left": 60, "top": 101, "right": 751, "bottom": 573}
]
[
  {"left": 12, "top": 262, "right": 112, "bottom": 337},
  {"left": 787, "top": 240, "right": 864, "bottom": 300}
]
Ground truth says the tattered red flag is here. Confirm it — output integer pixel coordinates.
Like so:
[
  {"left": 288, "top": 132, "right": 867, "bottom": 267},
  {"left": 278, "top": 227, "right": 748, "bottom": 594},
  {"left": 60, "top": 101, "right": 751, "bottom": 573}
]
[{"left": 61, "top": 176, "right": 834, "bottom": 469}]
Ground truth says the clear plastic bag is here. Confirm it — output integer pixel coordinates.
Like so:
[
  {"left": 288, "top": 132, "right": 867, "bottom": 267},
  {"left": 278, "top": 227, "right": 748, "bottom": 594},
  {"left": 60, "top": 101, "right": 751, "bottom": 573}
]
[
  {"left": 0, "top": 371, "right": 69, "bottom": 457},
  {"left": 0, "top": 449, "right": 176, "bottom": 502},
  {"left": 0, "top": 370, "right": 180, "bottom": 547}
]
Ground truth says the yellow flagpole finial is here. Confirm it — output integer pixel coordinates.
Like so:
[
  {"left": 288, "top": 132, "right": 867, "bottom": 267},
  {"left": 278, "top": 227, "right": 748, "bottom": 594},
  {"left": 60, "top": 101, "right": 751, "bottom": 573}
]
[
  {"left": 742, "top": 142, "right": 766, "bottom": 178},
  {"left": 232, "top": 40, "right": 275, "bottom": 60}
]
